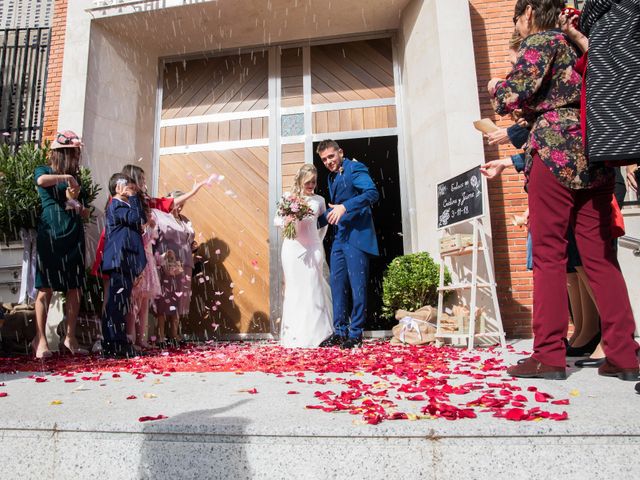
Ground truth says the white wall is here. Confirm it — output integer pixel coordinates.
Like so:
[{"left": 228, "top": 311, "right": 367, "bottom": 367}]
[
  {"left": 398, "top": 0, "right": 487, "bottom": 256},
  {"left": 398, "top": 0, "right": 501, "bottom": 332}
]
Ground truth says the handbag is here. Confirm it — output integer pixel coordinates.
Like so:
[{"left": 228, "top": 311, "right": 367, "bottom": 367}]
[{"left": 610, "top": 196, "right": 625, "bottom": 239}]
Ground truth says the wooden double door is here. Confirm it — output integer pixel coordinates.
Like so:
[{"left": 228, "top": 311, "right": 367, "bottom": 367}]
[{"left": 157, "top": 38, "right": 399, "bottom": 337}]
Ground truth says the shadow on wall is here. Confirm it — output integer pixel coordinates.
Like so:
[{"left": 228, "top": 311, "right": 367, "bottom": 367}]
[
  {"left": 186, "top": 237, "right": 240, "bottom": 338},
  {"left": 468, "top": 3, "right": 532, "bottom": 338},
  {"left": 137, "top": 403, "right": 251, "bottom": 479},
  {"left": 185, "top": 236, "right": 270, "bottom": 339}
]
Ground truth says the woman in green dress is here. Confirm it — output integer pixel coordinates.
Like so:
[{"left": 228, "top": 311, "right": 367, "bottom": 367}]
[{"left": 32, "top": 131, "right": 90, "bottom": 358}]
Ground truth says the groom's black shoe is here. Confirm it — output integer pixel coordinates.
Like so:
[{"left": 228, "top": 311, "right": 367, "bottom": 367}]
[
  {"left": 340, "top": 337, "right": 363, "bottom": 349},
  {"left": 319, "top": 334, "right": 346, "bottom": 348}
]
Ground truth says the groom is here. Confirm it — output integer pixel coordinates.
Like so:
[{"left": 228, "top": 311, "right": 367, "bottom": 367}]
[{"left": 317, "top": 140, "right": 379, "bottom": 349}]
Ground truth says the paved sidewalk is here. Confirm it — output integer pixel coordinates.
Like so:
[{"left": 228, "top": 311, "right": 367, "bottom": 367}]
[{"left": 1, "top": 340, "right": 638, "bottom": 479}]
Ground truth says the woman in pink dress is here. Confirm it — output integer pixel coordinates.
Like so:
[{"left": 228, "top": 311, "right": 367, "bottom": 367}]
[
  {"left": 153, "top": 192, "right": 196, "bottom": 347},
  {"left": 127, "top": 207, "right": 162, "bottom": 350}
]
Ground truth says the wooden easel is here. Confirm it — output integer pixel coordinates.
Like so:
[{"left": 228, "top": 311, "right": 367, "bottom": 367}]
[{"left": 435, "top": 217, "right": 506, "bottom": 349}]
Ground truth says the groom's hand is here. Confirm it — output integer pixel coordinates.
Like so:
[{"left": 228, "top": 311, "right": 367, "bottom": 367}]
[{"left": 327, "top": 204, "right": 346, "bottom": 224}]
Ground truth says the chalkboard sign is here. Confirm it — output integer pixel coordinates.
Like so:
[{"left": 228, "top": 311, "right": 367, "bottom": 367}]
[{"left": 437, "top": 166, "right": 484, "bottom": 229}]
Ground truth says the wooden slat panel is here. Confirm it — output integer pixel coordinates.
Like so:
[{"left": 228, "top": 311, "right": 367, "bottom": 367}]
[
  {"left": 207, "top": 122, "right": 219, "bottom": 143},
  {"left": 163, "top": 53, "right": 269, "bottom": 120},
  {"left": 312, "top": 106, "right": 396, "bottom": 134},
  {"left": 162, "top": 57, "right": 226, "bottom": 113},
  {"left": 158, "top": 148, "right": 270, "bottom": 335},
  {"left": 281, "top": 48, "right": 303, "bottom": 108},
  {"left": 339, "top": 109, "right": 351, "bottom": 132},
  {"left": 311, "top": 38, "right": 395, "bottom": 105},
  {"left": 281, "top": 143, "right": 305, "bottom": 194},
  {"left": 161, "top": 117, "right": 268, "bottom": 147}
]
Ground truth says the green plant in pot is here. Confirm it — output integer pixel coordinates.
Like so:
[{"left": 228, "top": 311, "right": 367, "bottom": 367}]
[
  {"left": 0, "top": 142, "right": 102, "bottom": 243},
  {"left": 0, "top": 143, "right": 48, "bottom": 244},
  {"left": 382, "top": 251, "right": 452, "bottom": 318}
]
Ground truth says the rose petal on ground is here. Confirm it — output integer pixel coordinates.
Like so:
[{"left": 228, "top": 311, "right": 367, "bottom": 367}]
[{"left": 138, "top": 415, "right": 168, "bottom": 422}]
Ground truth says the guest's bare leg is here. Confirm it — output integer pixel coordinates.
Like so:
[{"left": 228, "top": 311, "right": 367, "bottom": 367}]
[
  {"left": 169, "top": 314, "right": 179, "bottom": 340},
  {"left": 33, "top": 289, "right": 53, "bottom": 358},
  {"left": 570, "top": 267, "right": 600, "bottom": 346},
  {"left": 135, "top": 297, "right": 152, "bottom": 348},
  {"left": 156, "top": 313, "right": 166, "bottom": 342},
  {"left": 567, "top": 272, "right": 582, "bottom": 344}
]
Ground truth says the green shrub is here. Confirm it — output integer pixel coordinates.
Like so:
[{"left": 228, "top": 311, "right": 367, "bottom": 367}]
[
  {"left": 78, "top": 165, "right": 102, "bottom": 224},
  {"left": 0, "top": 143, "right": 102, "bottom": 243},
  {"left": 382, "top": 251, "right": 451, "bottom": 318},
  {"left": 0, "top": 143, "right": 48, "bottom": 243}
]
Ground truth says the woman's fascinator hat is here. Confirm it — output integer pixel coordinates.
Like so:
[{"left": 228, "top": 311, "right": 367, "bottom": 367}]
[{"left": 51, "top": 130, "right": 83, "bottom": 149}]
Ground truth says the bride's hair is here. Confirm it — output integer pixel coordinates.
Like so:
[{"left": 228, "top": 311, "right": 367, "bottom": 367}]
[{"left": 292, "top": 164, "right": 317, "bottom": 196}]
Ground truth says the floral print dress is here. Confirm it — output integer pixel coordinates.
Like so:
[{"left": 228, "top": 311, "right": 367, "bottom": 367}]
[{"left": 490, "top": 30, "right": 612, "bottom": 190}]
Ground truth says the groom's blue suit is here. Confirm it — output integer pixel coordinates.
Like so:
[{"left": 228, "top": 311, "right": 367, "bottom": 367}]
[{"left": 320, "top": 158, "right": 379, "bottom": 339}]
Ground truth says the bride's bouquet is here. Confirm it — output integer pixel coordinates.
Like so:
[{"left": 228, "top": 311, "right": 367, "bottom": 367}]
[{"left": 276, "top": 192, "right": 315, "bottom": 240}]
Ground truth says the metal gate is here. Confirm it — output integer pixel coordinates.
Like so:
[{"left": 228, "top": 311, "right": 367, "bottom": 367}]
[{"left": 0, "top": 27, "right": 51, "bottom": 148}]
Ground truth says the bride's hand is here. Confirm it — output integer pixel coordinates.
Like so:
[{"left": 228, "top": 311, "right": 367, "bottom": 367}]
[{"left": 327, "top": 204, "right": 346, "bottom": 224}]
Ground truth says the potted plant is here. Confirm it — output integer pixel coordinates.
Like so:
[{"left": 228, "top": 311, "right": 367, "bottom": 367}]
[{"left": 382, "top": 251, "right": 451, "bottom": 319}]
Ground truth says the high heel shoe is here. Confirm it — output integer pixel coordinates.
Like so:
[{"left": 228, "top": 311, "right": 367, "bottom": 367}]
[
  {"left": 565, "top": 332, "right": 601, "bottom": 357},
  {"left": 575, "top": 357, "right": 606, "bottom": 368},
  {"left": 30, "top": 338, "right": 52, "bottom": 359},
  {"left": 62, "top": 337, "right": 89, "bottom": 356}
]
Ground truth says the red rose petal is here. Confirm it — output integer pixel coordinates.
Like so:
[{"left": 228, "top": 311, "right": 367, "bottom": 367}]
[
  {"left": 550, "top": 411, "right": 569, "bottom": 421},
  {"left": 551, "top": 399, "right": 569, "bottom": 405},
  {"left": 287, "top": 391, "right": 300, "bottom": 395},
  {"left": 127, "top": 395, "right": 137, "bottom": 400},
  {"left": 0, "top": 392, "right": 8, "bottom": 398},
  {"left": 138, "top": 414, "right": 168, "bottom": 422},
  {"left": 534, "top": 392, "right": 548, "bottom": 403},
  {"left": 406, "top": 395, "right": 426, "bottom": 401},
  {"left": 505, "top": 408, "right": 527, "bottom": 421}
]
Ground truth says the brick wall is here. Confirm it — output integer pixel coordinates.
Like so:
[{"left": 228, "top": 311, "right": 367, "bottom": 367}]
[
  {"left": 42, "top": 0, "right": 68, "bottom": 141},
  {"left": 468, "top": 0, "right": 533, "bottom": 338}
]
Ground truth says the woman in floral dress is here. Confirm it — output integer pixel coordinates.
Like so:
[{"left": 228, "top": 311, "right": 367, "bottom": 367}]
[{"left": 483, "top": 0, "right": 638, "bottom": 380}]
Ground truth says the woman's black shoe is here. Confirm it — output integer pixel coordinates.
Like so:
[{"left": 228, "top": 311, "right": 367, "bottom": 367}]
[
  {"left": 575, "top": 357, "right": 606, "bottom": 368},
  {"left": 635, "top": 382, "right": 640, "bottom": 394},
  {"left": 565, "top": 333, "right": 601, "bottom": 357}
]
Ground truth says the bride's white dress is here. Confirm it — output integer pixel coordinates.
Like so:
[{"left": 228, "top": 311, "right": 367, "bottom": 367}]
[{"left": 277, "top": 194, "right": 333, "bottom": 348}]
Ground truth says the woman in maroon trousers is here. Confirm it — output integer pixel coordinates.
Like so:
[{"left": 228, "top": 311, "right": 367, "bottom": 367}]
[{"left": 483, "top": 0, "right": 639, "bottom": 381}]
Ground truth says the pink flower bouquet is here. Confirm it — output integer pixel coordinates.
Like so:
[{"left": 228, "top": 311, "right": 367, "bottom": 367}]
[{"left": 276, "top": 193, "right": 314, "bottom": 239}]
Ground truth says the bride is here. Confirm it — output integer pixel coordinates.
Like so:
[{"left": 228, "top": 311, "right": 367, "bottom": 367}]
[{"left": 276, "top": 164, "right": 333, "bottom": 348}]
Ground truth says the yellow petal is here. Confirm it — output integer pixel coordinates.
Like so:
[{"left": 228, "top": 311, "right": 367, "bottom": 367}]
[{"left": 569, "top": 389, "right": 580, "bottom": 397}]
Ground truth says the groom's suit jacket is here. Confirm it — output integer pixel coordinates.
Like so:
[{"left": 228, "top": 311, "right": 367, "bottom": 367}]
[{"left": 320, "top": 158, "right": 379, "bottom": 256}]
